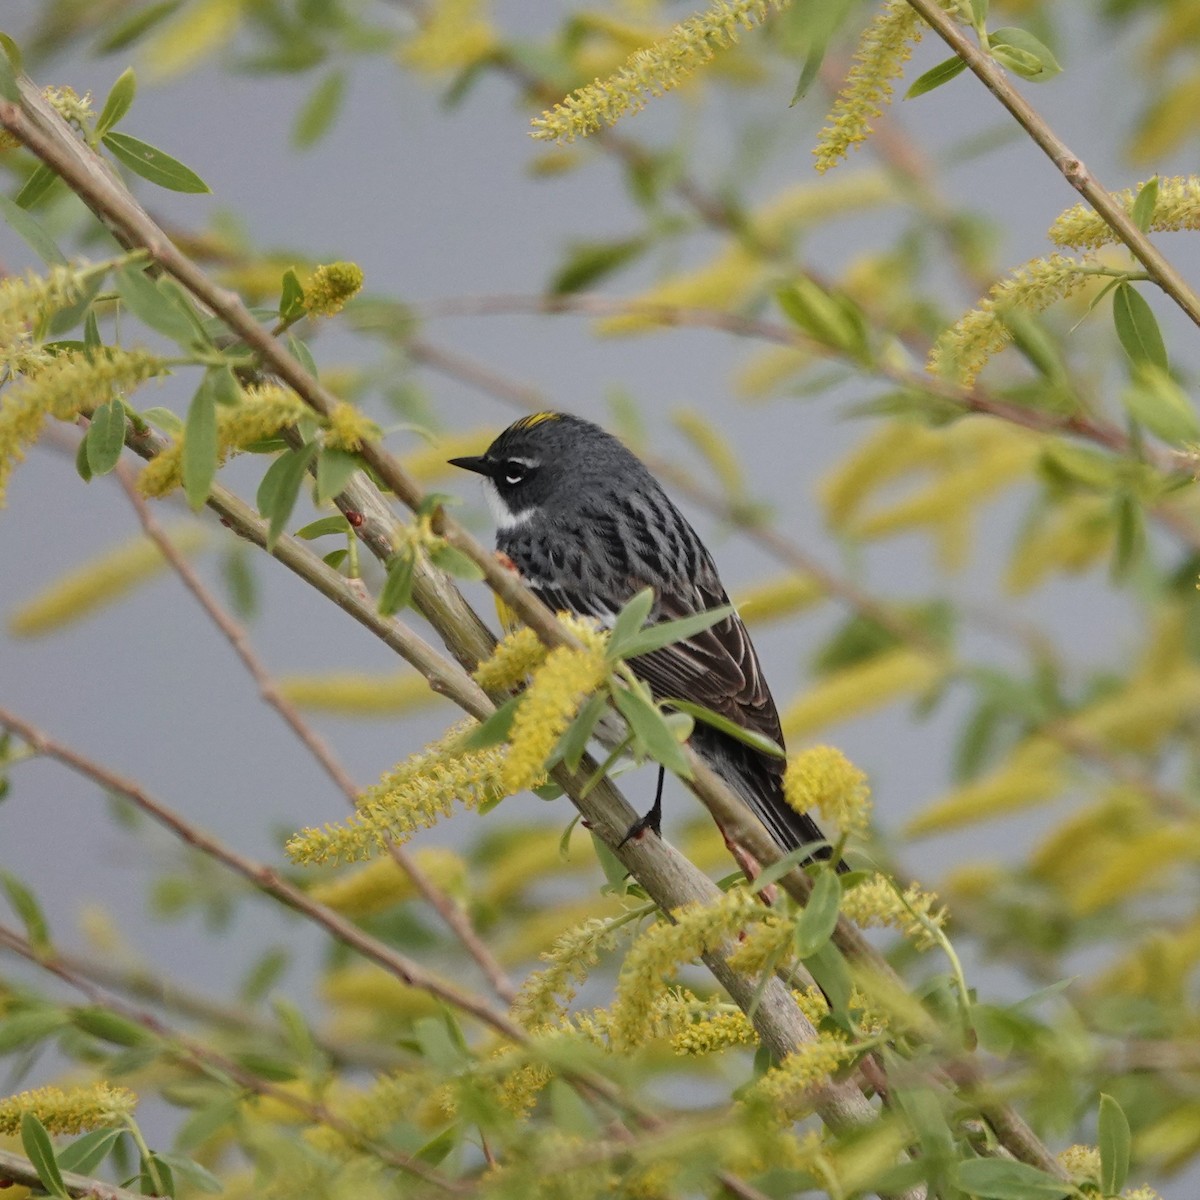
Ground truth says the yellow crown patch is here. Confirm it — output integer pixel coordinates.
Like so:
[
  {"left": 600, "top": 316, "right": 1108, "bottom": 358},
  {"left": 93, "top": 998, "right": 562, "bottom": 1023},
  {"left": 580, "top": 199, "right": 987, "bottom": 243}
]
[{"left": 510, "top": 411, "right": 561, "bottom": 431}]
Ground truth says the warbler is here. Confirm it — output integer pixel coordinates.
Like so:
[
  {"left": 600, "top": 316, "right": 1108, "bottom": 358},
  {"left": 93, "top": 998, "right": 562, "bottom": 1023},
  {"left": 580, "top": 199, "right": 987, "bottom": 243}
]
[{"left": 450, "top": 411, "right": 828, "bottom": 859}]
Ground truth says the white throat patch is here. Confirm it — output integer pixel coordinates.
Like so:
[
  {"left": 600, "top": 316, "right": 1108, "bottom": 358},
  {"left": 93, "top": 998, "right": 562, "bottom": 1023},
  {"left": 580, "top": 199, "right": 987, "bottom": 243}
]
[{"left": 483, "top": 479, "right": 535, "bottom": 531}]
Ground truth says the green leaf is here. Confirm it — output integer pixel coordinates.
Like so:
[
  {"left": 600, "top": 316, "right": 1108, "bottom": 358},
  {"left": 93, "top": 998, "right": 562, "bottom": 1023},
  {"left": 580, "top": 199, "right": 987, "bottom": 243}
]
[
  {"left": 0, "top": 32, "right": 19, "bottom": 101},
  {"left": 141, "top": 406, "right": 183, "bottom": 437},
  {"left": 256, "top": 443, "right": 318, "bottom": 550},
  {"left": 152, "top": 1152, "right": 223, "bottom": 1195},
  {"left": 295, "top": 515, "right": 350, "bottom": 540},
  {"left": 616, "top": 604, "right": 734, "bottom": 660},
  {"left": 663, "top": 698, "right": 785, "bottom": 758},
  {"left": 559, "top": 690, "right": 609, "bottom": 772},
  {"left": 21, "top": 1114, "right": 69, "bottom": 1199},
  {"left": 96, "top": 1, "right": 183, "bottom": 52},
  {"left": 314, "top": 446, "right": 359, "bottom": 504},
  {"left": 173, "top": 1099, "right": 239, "bottom": 1154},
  {"left": 279, "top": 268, "right": 306, "bottom": 321},
  {"left": 102, "top": 130, "right": 211, "bottom": 193},
  {"left": 793, "top": 868, "right": 843, "bottom": 957},
  {"left": 85, "top": 399, "right": 127, "bottom": 476},
  {"left": 428, "top": 542, "right": 486, "bottom": 581},
  {"left": 115, "top": 264, "right": 199, "bottom": 345},
  {"left": 905, "top": 54, "right": 968, "bottom": 99},
  {"left": 777, "top": 280, "right": 868, "bottom": 359},
  {"left": 0, "top": 1008, "right": 68, "bottom": 1054},
  {"left": 0, "top": 193, "right": 66, "bottom": 265},
  {"left": 1, "top": 870, "right": 50, "bottom": 956},
  {"left": 1122, "top": 364, "right": 1200, "bottom": 444},
  {"left": 1113, "top": 282, "right": 1168, "bottom": 371},
  {"left": 801, "top": 940, "right": 852, "bottom": 1020},
  {"left": 322, "top": 548, "right": 348, "bottom": 570},
  {"left": 182, "top": 376, "right": 218, "bottom": 510},
  {"left": 953, "top": 1158, "right": 1070, "bottom": 1199},
  {"left": 1131, "top": 175, "right": 1159, "bottom": 233},
  {"left": 378, "top": 546, "right": 416, "bottom": 615},
  {"left": 1111, "top": 491, "right": 1144, "bottom": 582},
  {"left": 288, "top": 333, "right": 319, "bottom": 379},
  {"left": 96, "top": 68, "right": 137, "bottom": 137},
  {"left": 57, "top": 1128, "right": 123, "bottom": 1175},
  {"left": 550, "top": 237, "right": 646, "bottom": 295},
  {"left": 240, "top": 945, "right": 289, "bottom": 1003},
  {"left": 75, "top": 432, "right": 94, "bottom": 482},
  {"left": 15, "top": 163, "right": 60, "bottom": 210},
  {"left": 1099, "top": 1093, "right": 1131, "bottom": 1195},
  {"left": 613, "top": 687, "right": 692, "bottom": 778},
  {"left": 292, "top": 68, "right": 346, "bottom": 148},
  {"left": 71, "top": 1006, "right": 151, "bottom": 1046},
  {"left": 607, "top": 588, "right": 656, "bottom": 659},
  {"left": 988, "top": 27, "right": 1061, "bottom": 82},
  {"left": 462, "top": 697, "right": 520, "bottom": 749}
]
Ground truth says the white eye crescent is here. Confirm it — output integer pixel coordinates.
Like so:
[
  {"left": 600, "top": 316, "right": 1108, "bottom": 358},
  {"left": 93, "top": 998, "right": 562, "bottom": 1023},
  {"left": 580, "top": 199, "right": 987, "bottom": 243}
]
[{"left": 503, "top": 465, "right": 526, "bottom": 485}]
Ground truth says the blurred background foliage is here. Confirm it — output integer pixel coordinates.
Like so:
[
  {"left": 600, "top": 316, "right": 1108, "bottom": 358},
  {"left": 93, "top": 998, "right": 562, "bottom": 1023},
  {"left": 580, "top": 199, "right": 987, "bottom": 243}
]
[{"left": 2, "top": 0, "right": 1200, "bottom": 1197}]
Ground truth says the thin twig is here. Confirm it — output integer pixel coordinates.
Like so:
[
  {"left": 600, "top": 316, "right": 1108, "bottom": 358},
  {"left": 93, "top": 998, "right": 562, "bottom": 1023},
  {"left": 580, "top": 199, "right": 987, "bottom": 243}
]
[
  {"left": 0, "top": 923, "right": 462, "bottom": 1191},
  {"left": 111, "top": 458, "right": 517, "bottom": 1005}
]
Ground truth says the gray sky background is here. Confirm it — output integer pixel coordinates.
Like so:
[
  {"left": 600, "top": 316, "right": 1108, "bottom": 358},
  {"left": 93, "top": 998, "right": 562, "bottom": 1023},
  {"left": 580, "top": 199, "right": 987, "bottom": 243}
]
[{"left": 1, "top": 0, "right": 1196, "bottom": 1183}]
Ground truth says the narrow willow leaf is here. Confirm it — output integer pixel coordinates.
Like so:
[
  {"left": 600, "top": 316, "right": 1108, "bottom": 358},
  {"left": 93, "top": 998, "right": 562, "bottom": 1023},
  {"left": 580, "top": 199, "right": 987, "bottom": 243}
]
[
  {"left": 15, "top": 163, "right": 59, "bottom": 210},
  {"left": 1113, "top": 282, "right": 1169, "bottom": 371},
  {"left": 115, "top": 264, "right": 198, "bottom": 345},
  {"left": 1111, "top": 491, "right": 1144, "bottom": 581},
  {"left": 607, "top": 588, "right": 656, "bottom": 659},
  {"left": 377, "top": 547, "right": 415, "bottom": 615},
  {"left": 182, "top": 376, "right": 218, "bottom": 510},
  {"left": 1131, "top": 176, "right": 1159, "bottom": 232},
  {"left": 97, "top": 0, "right": 183, "bottom": 52},
  {"left": 1, "top": 869, "right": 50, "bottom": 955},
  {"left": 72, "top": 1006, "right": 151, "bottom": 1046},
  {"left": 85, "top": 399, "right": 127, "bottom": 476},
  {"left": 314, "top": 447, "right": 359, "bottom": 504},
  {"left": 1122, "top": 364, "right": 1200, "bottom": 444},
  {"left": 288, "top": 333, "right": 319, "bottom": 379},
  {"left": 617, "top": 604, "right": 733, "bottom": 660},
  {"left": 0, "top": 193, "right": 66, "bottom": 265},
  {"left": 428, "top": 543, "right": 485, "bottom": 580},
  {"left": 21, "top": 1115, "right": 69, "bottom": 1199},
  {"left": 279, "top": 268, "right": 305, "bottom": 321},
  {"left": 75, "top": 434, "right": 94, "bottom": 482},
  {"left": 96, "top": 67, "right": 137, "bottom": 137},
  {"left": 664, "top": 698, "right": 785, "bottom": 758},
  {"left": 1099, "top": 1093, "right": 1131, "bottom": 1195},
  {"left": 793, "top": 868, "right": 842, "bottom": 957},
  {"left": 954, "top": 1158, "right": 1070, "bottom": 1198},
  {"left": 57, "top": 1128, "right": 123, "bottom": 1175},
  {"left": 802, "top": 940, "right": 852, "bottom": 1020},
  {"left": 551, "top": 237, "right": 646, "bottom": 295},
  {"left": 905, "top": 54, "right": 968, "bottom": 99},
  {"left": 257, "top": 443, "right": 318, "bottom": 550},
  {"left": 613, "top": 687, "right": 692, "bottom": 778},
  {"left": 153, "top": 1153, "right": 222, "bottom": 1195},
  {"left": 559, "top": 690, "right": 609, "bottom": 771},
  {"left": 295, "top": 515, "right": 349, "bottom": 540},
  {"left": 0, "top": 34, "right": 18, "bottom": 101},
  {"left": 102, "top": 130, "right": 211, "bottom": 193},
  {"left": 292, "top": 68, "right": 346, "bottom": 148}
]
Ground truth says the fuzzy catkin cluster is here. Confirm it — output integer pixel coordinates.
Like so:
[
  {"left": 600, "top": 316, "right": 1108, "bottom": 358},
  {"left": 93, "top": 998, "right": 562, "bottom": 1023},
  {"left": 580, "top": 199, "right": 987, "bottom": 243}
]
[
  {"left": 0, "top": 1083, "right": 136, "bottom": 1135},
  {"left": 531, "top": 0, "right": 791, "bottom": 143}
]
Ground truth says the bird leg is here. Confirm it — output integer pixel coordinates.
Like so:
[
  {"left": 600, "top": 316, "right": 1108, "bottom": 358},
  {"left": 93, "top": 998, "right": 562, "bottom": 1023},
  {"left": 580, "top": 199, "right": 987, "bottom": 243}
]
[{"left": 618, "top": 766, "right": 665, "bottom": 847}]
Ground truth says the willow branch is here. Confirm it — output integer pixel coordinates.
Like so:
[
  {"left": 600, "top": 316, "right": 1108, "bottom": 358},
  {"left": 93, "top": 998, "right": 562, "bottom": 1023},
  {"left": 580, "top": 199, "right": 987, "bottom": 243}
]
[
  {"left": 902, "top": 0, "right": 1200, "bottom": 328},
  {"left": 0, "top": 1146, "right": 151, "bottom": 1200}
]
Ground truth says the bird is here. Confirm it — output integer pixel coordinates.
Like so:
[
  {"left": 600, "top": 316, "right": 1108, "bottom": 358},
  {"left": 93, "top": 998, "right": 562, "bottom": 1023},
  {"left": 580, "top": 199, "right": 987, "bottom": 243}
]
[{"left": 449, "top": 411, "right": 829, "bottom": 861}]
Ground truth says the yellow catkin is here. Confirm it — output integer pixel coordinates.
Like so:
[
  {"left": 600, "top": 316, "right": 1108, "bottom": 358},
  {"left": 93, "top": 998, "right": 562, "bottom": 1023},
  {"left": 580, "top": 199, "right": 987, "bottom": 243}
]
[
  {"left": 513, "top": 916, "right": 630, "bottom": 1026},
  {"left": 783, "top": 745, "right": 871, "bottom": 838},
  {"left": 136, "top": 384, "right": 310, "bottom": 498},
  {"left": 743, "top": 1037, "right": 855, "bottom": 1119},
  {"left": 303, "top": 262, "right": 364, "bottom": 318},
  {"left": 323, "top": 401, "right": 378, "bottom": 451},
  {"left": 0, "top": 1083, "right": 136, "bottom": 1136},
  {"left": 1066, "top": 825, "right": 1200, "bottom": 917},
  {"left": 8, "top": 525, "right": 207, "bottom": 637},
  {"left": 928, "top": 252, "right": 1094, "bottom": 385},
  {"left": 400, "top": 0, "right": 497, "bottom": 73},
  {"left": 905, "top": 738, "right": 1065, "bottom": 835},
  {"left": 780, "top": 648, "right": 943, "bottom": 738},
  {"left": 0, "top": 265, "right": 92, "bottom": 349},
  {"left": 287, "top": 724, "right": 508, "bottom": 864},
  {"left": 812, "top": 0, "right": 927, "bottom": 173},
  {"left": 307, "top": 847, "right": 466, "bottom": 917},
  {"left": 839, "top": 874, "right": 944, "bottom": 948},
  {"left": 734, "top": 575, "right": 825, "bottom": 625},
  {"left": 501, "top": 633, "right": 610, "bottom": 794},
  {"left": 609, "top": 889, "right": 762, "bottom": 1051},
  {"left": 531, "top": 0, "right": 791, "bottom": 143},
  {"left": 0, "top": 348, "right": 165, "bottom": 504},
  {"left": 1049, "top": 176, "right": 1200, "bottom": 251},
  {"left": 277, "top": 671, "right": 437, "bottom": 715},
  {"left": 473, "top": 626, "right": 549, "bottom": 692}
]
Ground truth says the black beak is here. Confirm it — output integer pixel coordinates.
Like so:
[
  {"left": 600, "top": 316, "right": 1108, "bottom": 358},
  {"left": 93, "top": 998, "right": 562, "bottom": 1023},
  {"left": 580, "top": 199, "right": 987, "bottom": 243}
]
[{"left": 448, "top": 455, "right": 491, "bottom": 477}]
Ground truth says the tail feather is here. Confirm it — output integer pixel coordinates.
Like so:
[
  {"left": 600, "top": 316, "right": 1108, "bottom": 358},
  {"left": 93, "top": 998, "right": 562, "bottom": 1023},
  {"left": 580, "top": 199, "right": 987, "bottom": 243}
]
[{"left": 691, "top": 725, "right": 842, "bottom": 869}]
